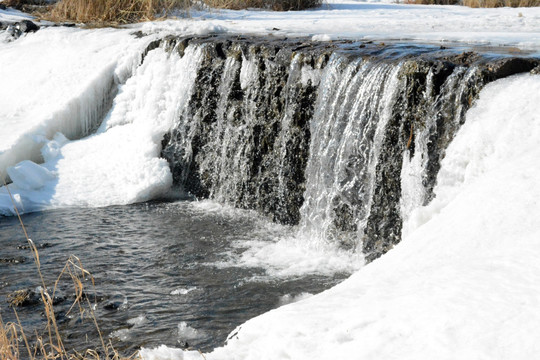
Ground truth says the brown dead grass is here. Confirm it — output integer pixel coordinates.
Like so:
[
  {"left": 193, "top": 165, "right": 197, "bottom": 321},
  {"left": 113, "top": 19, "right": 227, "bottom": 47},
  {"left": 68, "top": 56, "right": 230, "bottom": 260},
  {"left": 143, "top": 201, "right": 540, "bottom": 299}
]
[
  {"left": 462, "top": 0, "right": 539, "bottom": 6},
  {"left": 203, "top": 0, "right": 322, "bottom": 11},
  {"left": 45, "top": 0, "right": 189, "bottom": 24},
  {"left": 44, "top": 0, "right": 322, "bottom": 24},
  {"left": 408, "top": 0, "right": 539, "bottom": 6}
]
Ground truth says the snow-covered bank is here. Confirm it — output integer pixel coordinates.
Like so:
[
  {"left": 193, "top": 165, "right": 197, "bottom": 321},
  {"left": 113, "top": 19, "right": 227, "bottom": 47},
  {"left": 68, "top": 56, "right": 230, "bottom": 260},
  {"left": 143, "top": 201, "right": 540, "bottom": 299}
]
[
  {"left": 0, "top": 43, "right": 202, "bottom": 214},
  {"left": 143, "top": 0, "right": 540, "bottom": 53},
  {"left": 0, "top": 27, "right": 151, "bottom": 181},
  {"left": 2, "top": 0, "right": 540, "bottom": 215},
  {"left": 142, "top": 73, "right": 540, "bottom": 359},
  {"left": 1, "top": 3, "right": 540, "bottom": 357}
]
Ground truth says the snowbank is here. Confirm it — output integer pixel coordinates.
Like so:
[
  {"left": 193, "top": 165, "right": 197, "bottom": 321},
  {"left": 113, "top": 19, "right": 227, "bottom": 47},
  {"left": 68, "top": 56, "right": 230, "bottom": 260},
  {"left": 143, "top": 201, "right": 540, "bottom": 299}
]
[
  {"left": 2, "top": 0, "right": 540, "bottom": 214},
  {"left": 142, "top": 73, "right": 540, "bottom": 359},
  {"left": 0, "top": 45, "right": 203, "bottom": 215},
  {"left": 0, "top": 5, "right": 32, "bottom": 24},
  {"left": 143, "top": 1, "right": 540, "bottom": 53},
  {"left": 0, "top": 26, "right": 150, "bottom": 181}
]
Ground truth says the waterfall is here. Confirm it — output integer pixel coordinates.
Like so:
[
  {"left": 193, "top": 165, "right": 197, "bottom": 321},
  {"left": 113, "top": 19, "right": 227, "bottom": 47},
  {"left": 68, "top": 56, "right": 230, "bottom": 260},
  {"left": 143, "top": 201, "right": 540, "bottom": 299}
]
[
  {"left": 163, "top": 40, "right": 322, "bottom": 225},
  {"left": 298, "top": 56, "right": 403, "bottom": 251},
  {"left": 160, "top": 38, "right": 538, "bottom": 262}
]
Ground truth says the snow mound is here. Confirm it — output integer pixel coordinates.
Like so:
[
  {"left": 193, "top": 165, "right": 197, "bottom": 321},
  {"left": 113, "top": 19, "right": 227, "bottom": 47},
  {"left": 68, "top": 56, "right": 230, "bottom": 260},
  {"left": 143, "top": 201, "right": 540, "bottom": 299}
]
[
  {"left": 142, "top": 73, "right": 540, "bottom": 359},
  {"left": 0, "top": 27, "right": 150, "bottom": 181},
  {"left": 0, "top": 45, "right": 203, "bottom": 215}
]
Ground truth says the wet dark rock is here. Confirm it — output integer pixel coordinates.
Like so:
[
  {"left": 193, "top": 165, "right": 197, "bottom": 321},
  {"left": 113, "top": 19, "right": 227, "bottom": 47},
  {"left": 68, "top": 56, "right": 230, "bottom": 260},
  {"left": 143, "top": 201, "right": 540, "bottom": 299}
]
[
  {"left": 17, "top": 242, "right": 51, "bottom": 250},
  {"left": 19, "top": 19, "right": 39, "bottom": 32},
  {"left": 482, "top": 57, "right": 539, "bottom": 81},
  {"left": 159, "top": 36, "right": 539, "bottom": 261},
  {"left": 99, "top": 292, "right": 126, "bottom": 310},
  {"left": 0, "top": 256, "right": 26, "bottom": 263},
  {"left": 0, "top": 4, "right": 7, "bottom": 10},
  {"left": 6, "top": 20, "right": 40, "bottom": 39}
]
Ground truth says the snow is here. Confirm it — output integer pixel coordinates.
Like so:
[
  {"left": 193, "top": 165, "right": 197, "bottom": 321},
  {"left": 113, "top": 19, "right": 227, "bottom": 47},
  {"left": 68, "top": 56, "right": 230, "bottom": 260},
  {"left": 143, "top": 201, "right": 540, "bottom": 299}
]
[
  {"left": 1, "top": 2, "right": 540, "bottom": 358},
  {"left": 2, "top": 0, "right": 540, "bottom": 213},
  {"left": 0, "top": 6, "right": 32, "bottom": 24},
  {"left": 0, "top": 26, "right": 150, "bottom": 181},
  {"left": 0, "top": 44, "right": 204, "bottom": 214},
  {"left": 143, "top": 1, "right": 540, "bottom": 54},
  {"left": 141, "top": 73, "right": 540, "bottom": 359}
]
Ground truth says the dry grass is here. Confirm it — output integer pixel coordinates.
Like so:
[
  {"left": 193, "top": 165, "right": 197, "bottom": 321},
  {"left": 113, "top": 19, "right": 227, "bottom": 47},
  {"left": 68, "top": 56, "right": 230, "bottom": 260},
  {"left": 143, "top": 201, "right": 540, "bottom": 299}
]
[
  {"left": 407, "top": 0, "right": 539, "bottom": 6},
  {"left": 462, "top": 0, "right": 539, "bottom": 6},
  {"left": 45, "top": 0, "right": 190, "bottom": 24},
  {"left": 0, "top": 180, "right": 139, "bottom": 360},
  {"left": 203, "top": 0, "right": 322, "bottom": 11},
  {"left": 404, "top": 0, "right": 460, "bottom": 4},
  {"left": 44, "top": 0, "right": 322, "bottom": 24}
]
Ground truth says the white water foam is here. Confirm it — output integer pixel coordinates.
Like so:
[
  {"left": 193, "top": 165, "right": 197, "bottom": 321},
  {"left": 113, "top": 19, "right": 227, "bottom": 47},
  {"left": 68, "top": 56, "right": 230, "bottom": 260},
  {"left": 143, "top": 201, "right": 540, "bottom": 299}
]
[
  {"left": 190, "top": 200, "right": 361, "bottom": 278},
  {"left": 170, "top": 287, "right": 197, "bottom": 296}
]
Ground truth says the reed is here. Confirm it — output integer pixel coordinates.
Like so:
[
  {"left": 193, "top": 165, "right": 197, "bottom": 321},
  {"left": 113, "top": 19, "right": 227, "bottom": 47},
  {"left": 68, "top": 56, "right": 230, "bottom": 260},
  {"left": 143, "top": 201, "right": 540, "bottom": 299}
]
[
  {"left": 0, "top": 180, "right": 138, "bottom": 360},
  {"left": 462, "top": 0, "right": 539, "bottom": 6},
  {"left": 45, "top": 0, "right": 322, "bottom": 24},
  {"left": 408, "top": 0, "right": 539, "bottom": 6},
  {"left": 202, "top": 0, "right": 322, "bottom": 11},
  {"left": 46, "top": 0, "right": 190, "bottom": 24}
]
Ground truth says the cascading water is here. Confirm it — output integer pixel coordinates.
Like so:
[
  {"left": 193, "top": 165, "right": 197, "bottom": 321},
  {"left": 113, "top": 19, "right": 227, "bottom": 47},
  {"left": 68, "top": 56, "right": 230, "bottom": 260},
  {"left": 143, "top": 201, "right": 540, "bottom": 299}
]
[
  {"left": 298, "top": 56, "right": 403, "bottom": 252},
  {"left": 2, "top": 32, "right": 539, "bottom": 356},
  {"left": 161, "top": 37, "right": 538, "bottom": 262},
  {"left": 163, "top": 40, "right": 321, "bottom": 225}
]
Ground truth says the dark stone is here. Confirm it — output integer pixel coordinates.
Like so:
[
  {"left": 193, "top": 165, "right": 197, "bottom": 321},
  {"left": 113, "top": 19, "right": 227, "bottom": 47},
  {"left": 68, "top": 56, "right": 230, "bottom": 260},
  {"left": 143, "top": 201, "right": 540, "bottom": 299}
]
[
  {"left": 0, "top": 256, "right": 26, "bottom": 263},
  {"left": 158, "top": 35, "right": 539, "bottom": 260},
  {"left": 482, "top": 57, "right": 539, "bottom": 81},
  {"left": 0, "top": 3, "right": 6, "bottom": 10},
  {"left": 5, "top": 20, "right": 40, "bottom": 39},
  {"left": 19, "top": 19, "right": 39, "bottom": 33}
]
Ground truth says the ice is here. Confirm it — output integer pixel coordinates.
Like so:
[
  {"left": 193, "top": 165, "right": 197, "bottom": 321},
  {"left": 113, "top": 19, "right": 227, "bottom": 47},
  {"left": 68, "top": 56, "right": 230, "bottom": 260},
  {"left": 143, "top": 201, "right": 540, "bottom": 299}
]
[
  {"left": 7, "top": 160, "right": 55, "bottom": 191},
  {"left": 139, "top": 345, "right": 186, "bottom": 360},
  {"left": 0, "top": 26, "right": 151, "bottom": 181},
  {"left": 177, "top": 322, "right": 202, "bottom": 340},
  {"left": 0, "top": 45, "right": 204, "bottom": 215},
  {"left": 142, "top": 73, "right": 540, "bottom": 360},
  {"left": 110, "top": 315, "right": 147, "bottom": 342},
  {"left": 239, "top": 56, "right": 258, "bottom": 90},
  {"left": 0, "top": 6, "right": 32, "bottom": 24},
  {"left": 170, "top": 287, "right": 197, "bottom": 296},
  {"left": 127, "top": 314, "right": 147, "bottom": 326}
]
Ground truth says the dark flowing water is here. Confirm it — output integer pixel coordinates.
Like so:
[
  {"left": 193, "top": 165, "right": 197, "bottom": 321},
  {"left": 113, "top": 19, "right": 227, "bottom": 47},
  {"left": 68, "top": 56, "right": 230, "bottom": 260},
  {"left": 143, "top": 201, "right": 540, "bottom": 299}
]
[{"left": 0, "top": 200, "right": 349, "bottom": 354}]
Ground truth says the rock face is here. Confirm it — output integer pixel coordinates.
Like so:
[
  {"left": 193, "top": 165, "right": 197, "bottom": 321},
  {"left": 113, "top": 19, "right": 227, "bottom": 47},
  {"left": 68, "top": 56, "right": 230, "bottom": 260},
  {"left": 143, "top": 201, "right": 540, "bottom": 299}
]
[
  {"left": 162, "top": 37, "right": 328, "bottom": 225},
  {"left": 160, "top": 36, "right": 538, "bottom": 262}
]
